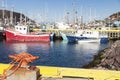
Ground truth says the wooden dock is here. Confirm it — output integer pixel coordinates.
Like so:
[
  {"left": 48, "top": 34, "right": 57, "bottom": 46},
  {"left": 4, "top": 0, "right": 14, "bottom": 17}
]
[{"left": 33, "top": 28, "right": 120, "bottom": 40}]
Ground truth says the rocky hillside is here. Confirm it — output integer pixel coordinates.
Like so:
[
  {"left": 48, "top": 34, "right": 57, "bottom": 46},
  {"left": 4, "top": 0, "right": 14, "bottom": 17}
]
[
  {"left": 109, "top": 12, "right": 120, "bottom": 20},
  {"left": 105, "top": 12, "right": 120, "bottom": 22},
  {"left": 83, "top": 40, "right": 120, "bottom": 70},
  {"left": 0, "top": 10, "right": 34, "bottom": 23}
]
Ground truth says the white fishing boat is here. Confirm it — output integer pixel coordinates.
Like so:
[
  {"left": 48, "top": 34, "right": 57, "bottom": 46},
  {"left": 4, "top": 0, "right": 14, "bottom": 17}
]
[{"left": 66, "top": 29, "right": 108, "bottom": 43}]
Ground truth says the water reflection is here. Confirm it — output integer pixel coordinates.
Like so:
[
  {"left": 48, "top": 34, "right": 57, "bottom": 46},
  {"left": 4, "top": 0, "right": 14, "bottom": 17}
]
[
  {"left": 8, "top": 43, "right": 27, "bottom": 53},
  {"left": 59, "top": 42, "right": 102, "bottom": 67},
  {"left": 77, "top": 42, "right": 100, "bottom": 54},
  {"left": 0, "top": 40, "right": 109, "bottom": 68},
  {"left": 4, "top": 41, "right": 50, "bottom": 54}
]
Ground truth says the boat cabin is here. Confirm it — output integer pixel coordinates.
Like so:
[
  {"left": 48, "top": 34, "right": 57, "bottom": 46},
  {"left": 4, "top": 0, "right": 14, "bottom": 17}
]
[
  {"left": 15, "top": 25, "right": 28, "bottom": 34},
  {"left": 76, "top": 30, "right": 100, "bottom": 38}
]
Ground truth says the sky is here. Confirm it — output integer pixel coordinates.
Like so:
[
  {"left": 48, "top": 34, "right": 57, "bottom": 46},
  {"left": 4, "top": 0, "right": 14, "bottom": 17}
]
[{"left": 0, "top": 0, "right": 120, "bottom": 23}]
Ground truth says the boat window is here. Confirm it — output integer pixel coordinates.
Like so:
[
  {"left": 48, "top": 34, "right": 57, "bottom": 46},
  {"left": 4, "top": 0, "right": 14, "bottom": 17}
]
[
  {"left": 24, "top": 28, "right": 26, "bottom": 30},
  {"left": 20, "top": 28, "right": 22, "bottom": 30},
  {"left": 99, "top": 28, "right": 101, "bottom": 30},
  {"left": 16, "top": 27, "right": 18, "bottom": 30},
  {"left": 88, "top": 32, "right": 91, "bottom": 34}
]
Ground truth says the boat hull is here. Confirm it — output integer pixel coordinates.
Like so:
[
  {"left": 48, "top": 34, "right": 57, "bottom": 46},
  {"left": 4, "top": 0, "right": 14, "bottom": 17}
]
[
  {"left": 5, "top": 29, "right": 50, "bottom": 42},
  {"left": 66, "top": 35, "right": 87, "bottom": 42},
  {"left": 66, "top": 35, "right": 108, "bottom": 43},
  {"left": 100, "top": 37, "right": 108, "bottom": 43},
  {"left": 78, "top": 39, "right": 100, "bottom": 43}
]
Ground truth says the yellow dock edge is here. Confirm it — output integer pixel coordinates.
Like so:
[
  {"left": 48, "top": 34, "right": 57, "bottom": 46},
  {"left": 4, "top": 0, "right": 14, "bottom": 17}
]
[{"left": 0, "top": 63, "right": 120, "bottom": 80}]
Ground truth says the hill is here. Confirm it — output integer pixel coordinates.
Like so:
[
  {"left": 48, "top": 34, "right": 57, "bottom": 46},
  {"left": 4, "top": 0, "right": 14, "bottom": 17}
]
[
  {"left": 0, "top": 10, "right": 34, "bottom": 23},
  {"left": 109, "top": 12, "right": 120, "bottom": 20}
]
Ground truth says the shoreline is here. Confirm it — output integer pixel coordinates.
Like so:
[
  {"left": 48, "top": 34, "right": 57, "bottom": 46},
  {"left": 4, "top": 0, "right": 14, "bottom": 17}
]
[
  {"left": 82, "top": 49, "right": 105, "bottom": 68},
  {"left": 83, "top": 40, "right": 120, "bottom": 70}
]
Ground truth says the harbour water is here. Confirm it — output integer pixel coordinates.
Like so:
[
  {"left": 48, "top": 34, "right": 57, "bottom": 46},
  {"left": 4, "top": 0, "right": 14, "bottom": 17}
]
[{"left": 0, "top": 40, "right": 110, "bottom": 68}]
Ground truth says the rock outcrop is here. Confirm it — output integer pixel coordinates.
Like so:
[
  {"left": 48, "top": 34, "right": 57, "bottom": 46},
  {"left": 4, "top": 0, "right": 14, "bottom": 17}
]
[
  {"left": 98, "top": 40, "right": 120, "bottom": 70},
  {"left": 83, "top": 40, "right": 120, "bottom": 70}
]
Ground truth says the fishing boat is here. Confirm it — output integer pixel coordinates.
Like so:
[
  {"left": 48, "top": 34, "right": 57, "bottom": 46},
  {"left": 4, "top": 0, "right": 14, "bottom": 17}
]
[
  {"left": 5, "top": 25, "right": 51, "bottom": 42},
  {"left": 66, "top": 29, "right": 108, "bottom": 43}
]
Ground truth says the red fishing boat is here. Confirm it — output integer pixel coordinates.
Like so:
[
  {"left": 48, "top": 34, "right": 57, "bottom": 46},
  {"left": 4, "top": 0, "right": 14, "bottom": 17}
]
[{"left": 5, "top": 25, "right": 50, "bottom": 42}]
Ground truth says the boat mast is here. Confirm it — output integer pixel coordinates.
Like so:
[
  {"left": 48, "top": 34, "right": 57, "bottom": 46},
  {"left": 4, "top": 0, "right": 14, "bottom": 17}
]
[
  {"left": 15, "top": 16, "right": 16, "bottom": 25},
  {"left": 89, "top": 8, "right": 92, "bottom": 23},
  {"left": 10, "top": 6, "right": 14, "bottom": 25},
  {"left": 24, "top": 13, "right": 27, "bottom": 25},
  {"left": 80, "top": 6, "right": 83, "bottom": 27},
  {"left": 72, "top": 0, "right": 78, "bottom": 27},
  {"left": 66, "top": 11, "right": 70, "bottom": 24},
  {"left": 20, "top": 11, "right": 22, "bottom": 24},
  {"left": 117, "top": 12, "right": 119, "bottom": 20},
  {"left": 64, "top": 8, "right": 70, "bottom": 24},
  {"left": 93, "top": 9, "right": 96, "bottom": 27},
  {"left": 2, "top": 0, "right": 5, "bottom": 23}
]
